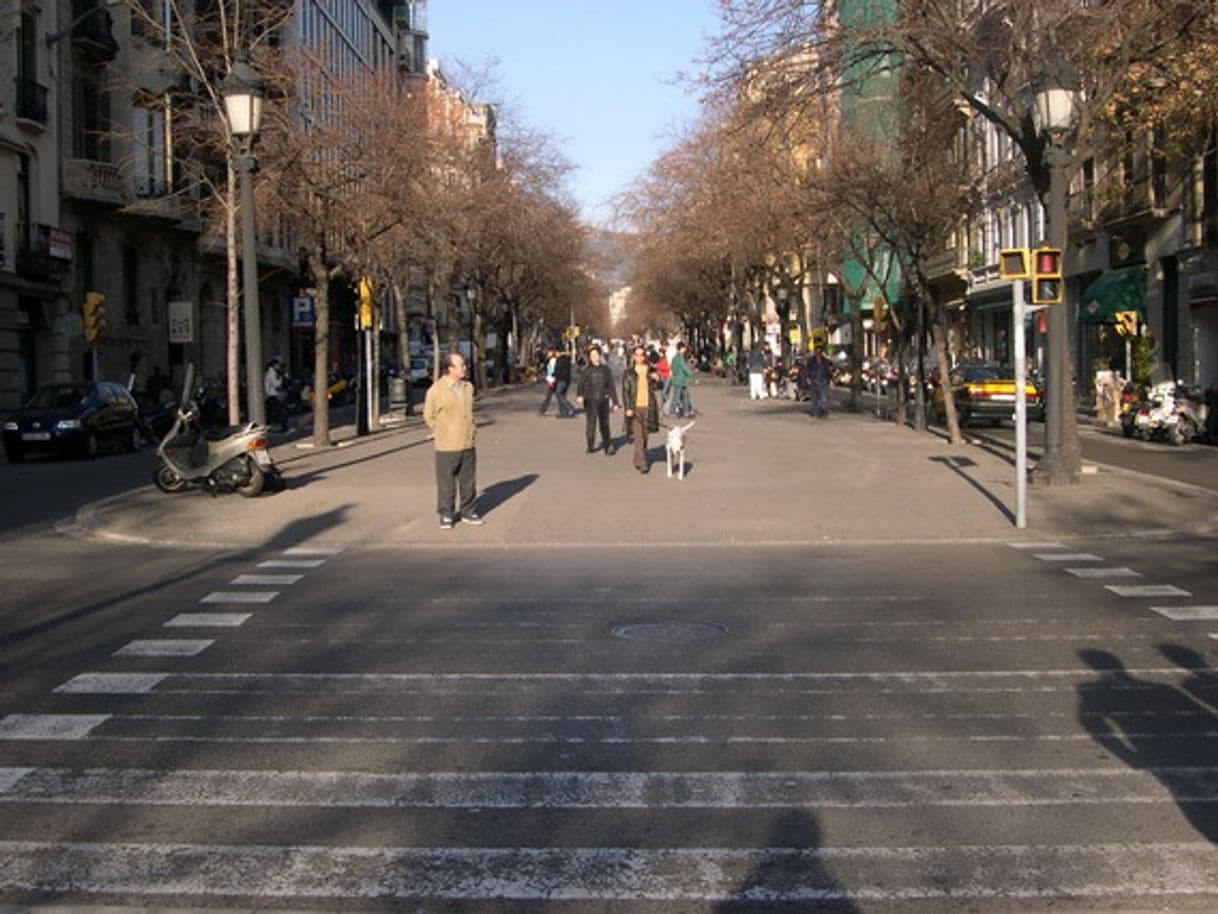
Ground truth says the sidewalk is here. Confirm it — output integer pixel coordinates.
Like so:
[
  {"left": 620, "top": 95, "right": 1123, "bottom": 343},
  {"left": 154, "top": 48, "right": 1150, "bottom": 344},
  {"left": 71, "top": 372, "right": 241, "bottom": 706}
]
[{"left": 68, "top": 378, "right": 1218, "bottom": 550}]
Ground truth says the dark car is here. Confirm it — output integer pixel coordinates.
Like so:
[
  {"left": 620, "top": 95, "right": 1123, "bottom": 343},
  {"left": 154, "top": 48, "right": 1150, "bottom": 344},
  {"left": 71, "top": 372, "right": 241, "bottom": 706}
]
[
  {"left": 2, "top": 381, "right": 143, "bottom": 462},
  {"left": 932, "top": 362, "right": 1044, "bottom": 427}
]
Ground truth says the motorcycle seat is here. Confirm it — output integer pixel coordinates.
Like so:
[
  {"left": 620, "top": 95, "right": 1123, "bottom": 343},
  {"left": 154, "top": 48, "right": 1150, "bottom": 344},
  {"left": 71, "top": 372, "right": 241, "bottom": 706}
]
[{"left": 205, "top": 425, "right": 248, "bottom": 441}]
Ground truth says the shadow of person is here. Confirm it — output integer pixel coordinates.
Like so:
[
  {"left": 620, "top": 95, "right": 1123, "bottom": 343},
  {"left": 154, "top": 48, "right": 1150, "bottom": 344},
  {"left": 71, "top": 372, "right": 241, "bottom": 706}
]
[
  {"left": 476, "top": 473, "right": 538, "bottom": 515},
  {"left": 1077, "top": 647, "right": 1218, "bottom": 844},
  {"left": 713, "top": 809, "right": 860, "bottom": 913}
]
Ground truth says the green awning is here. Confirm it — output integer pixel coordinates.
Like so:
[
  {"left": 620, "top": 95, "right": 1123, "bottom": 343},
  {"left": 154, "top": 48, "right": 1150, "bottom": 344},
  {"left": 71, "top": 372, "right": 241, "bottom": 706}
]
[{"left": 1079, "top": 265, "right": 1146, "bottom": 323}]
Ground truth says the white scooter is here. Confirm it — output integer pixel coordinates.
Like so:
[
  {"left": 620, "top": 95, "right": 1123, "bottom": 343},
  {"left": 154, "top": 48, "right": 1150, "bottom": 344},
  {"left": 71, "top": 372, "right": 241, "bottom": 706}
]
[
  {"left": 153, "top": 364, "right": 281, "bottom": 496},
  {"left": 1133, "top": 380, "right": 1206, "bottom": 446}
]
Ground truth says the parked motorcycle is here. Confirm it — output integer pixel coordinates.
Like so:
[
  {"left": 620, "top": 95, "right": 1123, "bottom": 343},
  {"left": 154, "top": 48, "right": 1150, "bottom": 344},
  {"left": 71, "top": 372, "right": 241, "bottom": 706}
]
[
  {"left": 154, "top": 364, "right": 282, "bottom": 496},
  {"left": 1131, "top": 381, "right": 1207, "bottom": 446}
]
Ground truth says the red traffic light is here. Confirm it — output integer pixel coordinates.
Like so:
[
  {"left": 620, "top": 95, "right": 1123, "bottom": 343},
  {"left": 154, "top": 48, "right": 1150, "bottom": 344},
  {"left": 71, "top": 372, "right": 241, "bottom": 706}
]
[{"left": 1033, "top": 248, "right": 1062, "bottom": 277}]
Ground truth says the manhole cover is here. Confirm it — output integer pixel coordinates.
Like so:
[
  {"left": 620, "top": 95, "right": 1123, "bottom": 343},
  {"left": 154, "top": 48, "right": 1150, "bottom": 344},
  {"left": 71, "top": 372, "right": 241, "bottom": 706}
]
[{"left": 611, "top": 622, "right": 727, "bottom": 641}]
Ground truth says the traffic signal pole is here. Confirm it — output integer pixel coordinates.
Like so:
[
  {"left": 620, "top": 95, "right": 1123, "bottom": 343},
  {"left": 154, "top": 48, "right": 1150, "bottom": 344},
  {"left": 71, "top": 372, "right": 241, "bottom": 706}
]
[{"left": 1013, "top": 278, "right": 1028, "bottom": 529}]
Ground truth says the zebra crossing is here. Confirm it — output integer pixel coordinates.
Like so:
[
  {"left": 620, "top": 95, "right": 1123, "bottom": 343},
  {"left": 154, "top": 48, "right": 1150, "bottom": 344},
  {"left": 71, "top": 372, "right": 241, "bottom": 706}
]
[{"left": 3, "top": 543, "right": 1218, "bottom": 909}]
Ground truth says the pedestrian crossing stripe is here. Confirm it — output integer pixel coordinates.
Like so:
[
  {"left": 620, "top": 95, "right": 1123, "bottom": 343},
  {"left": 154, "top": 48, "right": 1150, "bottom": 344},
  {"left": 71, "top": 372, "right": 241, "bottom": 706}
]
[
  {"left": 258, "top": 559, "right": 326, "bottom": 569},
  {"left": 2, "top": 765, "right": 1216, "bottom": 808},
  {"left": 1151, "top": 606, "right": 1218, "bottom": 621},
  {"left": 3, "top": 841, "right": 1218, "bottom": 901},
  {"left": 231, "top": 574, "right": 303, "bottom": 585},
  {"left": 282, "top": 546, "right": 344, "bottom": 555},
  {"left": 200, "top": 591, "right": 279, "bottom": 604},
  {"left": 1034, "top": 553, "right": 1104, "bottom": 562},
  {"left": 112, "top": 639, "right": 214, "bottom": 657},
  {"left": 1106, "top": 584, "right": 1192, "bottom": 598},
  {"left": 164, "top": 613, "right": 252, "bottom": 628},
  {"left": 1065, "top": 567, "right": 1143, "bottom": 578},
  {"left": 0, "top": 715, "right": 109, "bottom": 740}
]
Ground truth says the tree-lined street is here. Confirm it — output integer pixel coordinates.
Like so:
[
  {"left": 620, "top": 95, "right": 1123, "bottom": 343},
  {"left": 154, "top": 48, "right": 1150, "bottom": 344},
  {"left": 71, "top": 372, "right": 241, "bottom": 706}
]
[{"left": 3, "top": 379, "right": 1218, "bottom": 911}]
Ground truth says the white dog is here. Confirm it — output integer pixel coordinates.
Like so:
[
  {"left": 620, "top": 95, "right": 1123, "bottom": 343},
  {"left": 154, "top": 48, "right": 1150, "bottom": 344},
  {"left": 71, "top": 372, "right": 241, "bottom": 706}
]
[{"left": 665, "top": 421, "right": 695, "bottom": 479}]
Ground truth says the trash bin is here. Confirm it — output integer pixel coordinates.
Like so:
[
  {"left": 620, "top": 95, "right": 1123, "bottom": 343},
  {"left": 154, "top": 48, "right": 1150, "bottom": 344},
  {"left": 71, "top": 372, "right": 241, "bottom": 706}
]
[{"left": 388, "top": 377, "right": 408, "bottom": 410}]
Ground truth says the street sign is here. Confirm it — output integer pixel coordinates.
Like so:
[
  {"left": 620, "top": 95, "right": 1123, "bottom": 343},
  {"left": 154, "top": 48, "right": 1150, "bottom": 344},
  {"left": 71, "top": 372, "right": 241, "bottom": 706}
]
[
  {"left": 291, "top": 296, "right": 315, "bottom": 328},
  {"left": 167, "top": 301, "right": 193, "bottom": 343},
  {"left": 1114, "top": 310, "right": 1138, "bottom": 337}
]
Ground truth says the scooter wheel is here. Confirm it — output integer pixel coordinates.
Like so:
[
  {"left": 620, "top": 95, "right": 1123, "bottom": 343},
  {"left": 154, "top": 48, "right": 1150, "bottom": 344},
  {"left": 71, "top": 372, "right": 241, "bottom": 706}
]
[
  {"left": 237, "top": 459, "right": 266, "bottom": 498},
  {"left": 154, "top": 464, "right": 188, "bottom": 493}
]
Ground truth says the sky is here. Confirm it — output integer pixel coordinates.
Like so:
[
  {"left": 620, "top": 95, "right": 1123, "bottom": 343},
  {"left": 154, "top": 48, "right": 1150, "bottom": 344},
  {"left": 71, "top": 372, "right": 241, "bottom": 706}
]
[{"left": 426, "top": 0, "right": 722, "bottom": 227}]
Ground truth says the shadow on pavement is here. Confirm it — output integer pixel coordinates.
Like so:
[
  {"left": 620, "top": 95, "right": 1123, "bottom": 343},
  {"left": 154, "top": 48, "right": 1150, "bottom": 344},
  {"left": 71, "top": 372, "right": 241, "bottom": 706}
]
[
  {"left": 928, "top": 455, "right": 1015, "bottom": 524},
  {"left": 714, "top": 808, "right": 860, "bottom": 912},
  {"left": 478, "top": 473, "right": 539, "bottom": 515},
  {"left": 1077, "top": 647, "right": 1218, "bottom": 845}
]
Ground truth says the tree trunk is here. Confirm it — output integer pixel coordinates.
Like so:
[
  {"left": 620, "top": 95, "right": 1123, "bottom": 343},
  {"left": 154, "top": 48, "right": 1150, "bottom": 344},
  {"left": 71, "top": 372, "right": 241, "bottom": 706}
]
[
  {"left": 849, "top": 296, "right": 864, "bottom": 412},
  {"left": 934, "top": 307, "right": 962, "bottom": 445},
  {"left": 309, "top": 252, "right": 331, "bottom": 448},
  {"left": 226, "top": 166, "right": 241, "bottom": 425},
  {"left": 393, "top": 282, "right": 413, "bottom": 415}
]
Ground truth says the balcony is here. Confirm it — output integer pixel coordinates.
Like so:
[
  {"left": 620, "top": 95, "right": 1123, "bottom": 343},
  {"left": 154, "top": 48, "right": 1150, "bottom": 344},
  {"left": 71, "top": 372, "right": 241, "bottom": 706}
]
[
  {"left": 63, "top": 158, "right": 130, "bottom": 206},
  {"left": 15, "top": 79, "right": 49, "bottom": 128},
  {"left": 69, "top": 0, "right": 119, "bottom": 59},
  {"left": 16, "top": 224, "right": 72, "bottom": 282},
  {"left": 128, "top": 178, "right": 198, "bottom": 225}
]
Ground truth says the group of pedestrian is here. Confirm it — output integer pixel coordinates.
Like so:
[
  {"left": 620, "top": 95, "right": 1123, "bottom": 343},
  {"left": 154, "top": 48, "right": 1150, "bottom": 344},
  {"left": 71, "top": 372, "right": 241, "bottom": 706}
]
[{"left": 744, "top": 341, "right": 833, "bottom": 417}]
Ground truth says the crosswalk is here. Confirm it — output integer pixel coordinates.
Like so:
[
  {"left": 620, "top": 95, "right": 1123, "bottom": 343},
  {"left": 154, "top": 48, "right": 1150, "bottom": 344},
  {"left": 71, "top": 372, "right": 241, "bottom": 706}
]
[{"left": 3, "top": 542, "right": 1218, "bottom": 909}]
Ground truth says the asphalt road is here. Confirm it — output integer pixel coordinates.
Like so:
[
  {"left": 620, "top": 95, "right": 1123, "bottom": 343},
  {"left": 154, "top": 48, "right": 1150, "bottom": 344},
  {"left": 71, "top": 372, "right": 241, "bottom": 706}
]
[{"left": 2, "top": 387, "right": 1218, "bottom": 912}]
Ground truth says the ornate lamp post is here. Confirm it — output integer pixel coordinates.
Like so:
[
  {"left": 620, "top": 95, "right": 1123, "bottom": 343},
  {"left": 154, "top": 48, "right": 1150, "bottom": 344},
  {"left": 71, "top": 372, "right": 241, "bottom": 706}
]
[
  {"left": 1033, "top": 68, "right": 1081, "bottom": 484},
  {"left": 222, "top": 53, "right": 267, "bottom": 426}
]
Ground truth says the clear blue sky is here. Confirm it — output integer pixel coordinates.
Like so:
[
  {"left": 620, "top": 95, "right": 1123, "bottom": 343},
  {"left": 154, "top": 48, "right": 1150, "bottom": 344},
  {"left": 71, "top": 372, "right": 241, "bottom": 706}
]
[{"left": 426, "top": 1, "right": 720, "bottom": 227}]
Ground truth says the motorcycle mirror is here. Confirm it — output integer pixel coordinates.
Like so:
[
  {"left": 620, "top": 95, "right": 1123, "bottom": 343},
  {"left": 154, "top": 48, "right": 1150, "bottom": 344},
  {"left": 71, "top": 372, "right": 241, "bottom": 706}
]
[{"left": 180, "top": 363, "right": 195, "bottom": 410}]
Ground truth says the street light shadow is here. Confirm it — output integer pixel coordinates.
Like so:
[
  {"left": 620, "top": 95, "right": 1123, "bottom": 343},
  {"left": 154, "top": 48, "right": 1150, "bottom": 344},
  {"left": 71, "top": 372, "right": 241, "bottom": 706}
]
[
  {"left": 477, "top": 473, "right": 539, "bottom": 516},
  {"left": 928, "top": 455, "right": 1015, "bottom": 524}
]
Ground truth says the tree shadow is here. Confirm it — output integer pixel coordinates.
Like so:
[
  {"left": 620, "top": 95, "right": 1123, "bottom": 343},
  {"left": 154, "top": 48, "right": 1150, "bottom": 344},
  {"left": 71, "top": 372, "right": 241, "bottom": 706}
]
[
  {"left": 1077, "top": 647, "right": 1218, "bottom": 844},
  {"left": 714, "top": 808, "right": 860, "bottom": 912}
]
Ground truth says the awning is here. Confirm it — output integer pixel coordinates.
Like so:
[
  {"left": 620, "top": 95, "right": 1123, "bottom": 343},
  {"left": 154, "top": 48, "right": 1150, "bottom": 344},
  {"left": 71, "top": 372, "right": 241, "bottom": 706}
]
[{"left": 1079, "top": 265, "right": 1146, "bottom": 323}]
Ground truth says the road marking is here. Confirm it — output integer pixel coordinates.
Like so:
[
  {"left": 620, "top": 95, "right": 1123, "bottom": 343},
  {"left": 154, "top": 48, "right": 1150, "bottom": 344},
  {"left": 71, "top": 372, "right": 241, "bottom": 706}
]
[
  {"left": 51, "top": 667, "right": 1210, "bottom": 697},
  {"left": 1065, "top": 567, "right": 1143, "bottom": 579},
  {"left": 257, "top": 559, "right": 326, "bottom": 569},
  {"left": 1034, "top": 553, "right": 1104, "bottom": 562},
  {"left": 164, "top": 613, "right": 252, "bottom": 628},
  {"left": 1106, "top": 585, "right": 1192, "bottom": 598},
  {"left": 54, "top": 673, "right": 168, "bottom": 694},
  {"left": 231, "top": 574, "right": 303, "bottom": 586},
  {"left": 1008, "top": 542, "right": 1068, "bottom": 550},
  {"left": 2, "top": 765, "right": 1214, "bottom": 809},
  {"left": 0, "top": 715, "right": 109, "bottom": 740},
  {"left": 282, "top": 546, "right": 344, "bottom": 556},
  {"left": 112, "top": 639, "right": 214, "bottom": 658},
  {"left": 2, "top": 841, "right": 1218, "bottom": 901},
  {"left": 201, "top": 591, "right": 279, "bottom": 604},
  {"left": 1151, "top": 606, "right": 1218, "bottom": 621}
]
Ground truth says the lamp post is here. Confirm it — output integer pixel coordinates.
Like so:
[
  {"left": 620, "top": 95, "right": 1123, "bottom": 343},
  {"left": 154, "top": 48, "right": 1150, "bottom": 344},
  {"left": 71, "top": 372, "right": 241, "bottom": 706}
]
[
  {"left": 1032, "top": 70, "right": 1081, "bottom": 484},
  {"left": 222, "top": 52, "right": 267, "bottom": 426}
]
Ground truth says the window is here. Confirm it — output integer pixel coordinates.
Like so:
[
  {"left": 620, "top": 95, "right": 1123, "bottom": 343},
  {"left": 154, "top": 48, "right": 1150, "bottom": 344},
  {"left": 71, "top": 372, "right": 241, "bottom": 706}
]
[
  {"left": 123, "top": 245, "right": 139, "bottom": 325},
  {"left": 73, "top": 74, "right": 111, "bottom": 161},
  {"left": 132, "top": 99, "right": 169, "bottom": 195}
]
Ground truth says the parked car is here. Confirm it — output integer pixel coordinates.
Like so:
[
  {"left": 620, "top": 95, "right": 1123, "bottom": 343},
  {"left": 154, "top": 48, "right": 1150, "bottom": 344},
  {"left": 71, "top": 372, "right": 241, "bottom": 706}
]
[
  {"left": 409, "top": 356, "right": 433, "bottom": 386},
  {"left": 932, "top": 362, "right": 1044, "bottom": 427},
  {"left": 2, "top": 381, "right": 143, "bottom": 462}
]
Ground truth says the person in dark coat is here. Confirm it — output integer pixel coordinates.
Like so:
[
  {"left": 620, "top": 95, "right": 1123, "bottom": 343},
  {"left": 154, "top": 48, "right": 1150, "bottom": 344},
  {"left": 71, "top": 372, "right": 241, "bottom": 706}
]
[
  {"left": 621, "top": 344, "right": 662, "bottom": 474},
  {"left": 805, "top": 345, "right": 833, "bottom": 417},
  {"left": 553, "top": 350, "right": 576, "bottom": 417},
  {"left": 576, "top": 344, "right": 620, "bottom": 454}
]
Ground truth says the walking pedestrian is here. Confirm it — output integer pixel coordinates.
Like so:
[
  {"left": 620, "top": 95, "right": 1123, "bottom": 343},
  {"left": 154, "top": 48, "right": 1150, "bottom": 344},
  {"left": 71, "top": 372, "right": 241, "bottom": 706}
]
[
  {"left": 538, "top": 349, "right": 559, "bottom": 416},
  {"left": 553, "top": 349, "right": 576, "bottom": 417},
  {"left": 622, "top": 344, "right": 662, "bottom": 474},
  {"left": 805, "top": 345, "right": 832, "bottom": 417},
  {"left": 747, "top": 343, "right": 769, "bottom": 400},
  {"left": 576, "top": 344, "right": 620, "bottom": 454},
  {"left": 669, "top": 341, "right": 697, "bottom": 417},
  {"left": 423, "top": 352, "right": 483, "bottom": 529}
]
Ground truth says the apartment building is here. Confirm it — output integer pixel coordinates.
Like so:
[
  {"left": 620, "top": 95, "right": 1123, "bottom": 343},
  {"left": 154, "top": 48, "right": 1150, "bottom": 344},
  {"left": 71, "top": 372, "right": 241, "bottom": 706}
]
[{"left": 0, "top": 0, "right": 436, "bottom": 410}]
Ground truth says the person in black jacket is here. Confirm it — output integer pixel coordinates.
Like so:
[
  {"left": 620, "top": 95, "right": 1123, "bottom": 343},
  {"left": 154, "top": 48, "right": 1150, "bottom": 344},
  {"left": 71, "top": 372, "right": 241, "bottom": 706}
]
[
  {"left": 553, "top": 350, "right": 576, "bottom": 418},
  {"left": 576, "top": 344, "right": 621, "bottom": 454}
]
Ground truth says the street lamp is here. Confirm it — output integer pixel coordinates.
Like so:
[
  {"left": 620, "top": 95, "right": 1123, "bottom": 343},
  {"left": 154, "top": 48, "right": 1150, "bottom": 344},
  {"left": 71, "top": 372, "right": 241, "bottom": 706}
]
[
  {"left": 222, "top": 52, "right": 267, "bottom": 426},
  {"left": 1032, "top": 65, "right": 1081, "bottom": 484}
]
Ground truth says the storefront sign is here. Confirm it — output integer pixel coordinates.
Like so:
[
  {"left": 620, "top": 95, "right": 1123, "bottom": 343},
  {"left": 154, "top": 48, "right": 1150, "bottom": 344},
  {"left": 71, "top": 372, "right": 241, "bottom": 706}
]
[{"left": 168, "top": 300, "right": 194, "bottom": 343}]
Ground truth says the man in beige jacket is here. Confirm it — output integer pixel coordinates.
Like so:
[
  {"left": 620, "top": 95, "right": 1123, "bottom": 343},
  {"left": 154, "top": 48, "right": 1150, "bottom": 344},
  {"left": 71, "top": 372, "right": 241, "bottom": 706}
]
[{"left": 423, "top": 352, "right": 482, "bottom": 529}]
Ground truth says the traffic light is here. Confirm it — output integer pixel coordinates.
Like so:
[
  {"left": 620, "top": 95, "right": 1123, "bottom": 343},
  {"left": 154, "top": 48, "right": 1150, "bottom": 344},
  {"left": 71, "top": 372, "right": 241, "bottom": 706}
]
[
  {"left": 1031, "top": 247, "right": 1063, "bottom": 305},
  {"left": 357, "top": 277, "right": 373, "bottom": 330},
  {"left": 998, "top": 248, "right": 1030, "bottom": 280},
  {"left": 1113, "top": 310, "right": 1138, "bottom": 337},
  {"left": 83, "top": 292, "right": 106, "bottom": 343}
]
